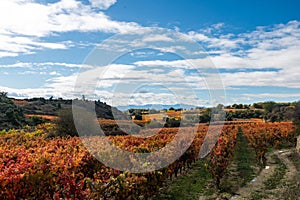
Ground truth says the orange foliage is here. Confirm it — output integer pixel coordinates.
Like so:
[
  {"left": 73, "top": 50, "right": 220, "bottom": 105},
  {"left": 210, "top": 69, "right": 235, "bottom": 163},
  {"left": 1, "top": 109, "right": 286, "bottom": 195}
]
[
  {"left": 25, "top": 114, "right": 58, "bottom": 121},
  {"left": 0, "top": 122, "right": 295, "bottom": 198}
]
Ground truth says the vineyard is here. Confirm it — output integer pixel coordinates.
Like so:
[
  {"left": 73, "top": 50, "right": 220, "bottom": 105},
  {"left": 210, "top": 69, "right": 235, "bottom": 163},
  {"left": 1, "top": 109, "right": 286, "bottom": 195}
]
[{"left": 0, "top": 122, "right": 296, "bottom": 199}]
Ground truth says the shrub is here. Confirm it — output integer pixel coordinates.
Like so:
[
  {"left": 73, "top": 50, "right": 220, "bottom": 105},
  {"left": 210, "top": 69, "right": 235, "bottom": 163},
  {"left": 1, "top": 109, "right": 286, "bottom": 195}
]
[
  {"left": 55, "top": 109, "right": 78, "bottom": 137},
  {"left": 294, "top": 103, "right": 300, "bottom": 135}
]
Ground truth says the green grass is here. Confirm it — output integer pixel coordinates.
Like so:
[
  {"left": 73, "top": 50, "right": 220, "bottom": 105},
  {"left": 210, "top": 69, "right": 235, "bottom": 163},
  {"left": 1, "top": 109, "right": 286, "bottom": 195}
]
[
  {"left": 263, "top": 155, "right": 287, "bottom": 190},
  {"left": 156, "top": 128, "right": 260, "bottom": 199},
  {"left": 155, "top": 159, "right": 215, "bottom": 200},
  {"left": 250, "top": 191, "right": 268, "bottom": 200},
  {"left": 221, "top": 127, "right": 258, "bottom": 194},
  {"left": 234, "top": 128, "right": 258, "bottom": 186}
]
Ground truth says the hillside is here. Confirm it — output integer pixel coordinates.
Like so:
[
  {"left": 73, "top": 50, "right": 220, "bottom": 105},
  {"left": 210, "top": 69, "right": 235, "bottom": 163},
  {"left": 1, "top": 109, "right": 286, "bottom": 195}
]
[
  {"left": 13, "top": 98, "right": 126, "bottom": 120},
  {"left": 0, "top": 92, "right": 26, "bottom": 130},
  {"left": 0, "top": 94, "right": 127, "bottom": 130}
]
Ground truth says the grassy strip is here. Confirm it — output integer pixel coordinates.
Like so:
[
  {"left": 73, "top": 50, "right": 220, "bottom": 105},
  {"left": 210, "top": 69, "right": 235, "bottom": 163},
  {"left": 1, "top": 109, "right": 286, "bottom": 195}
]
[
  {"left": 155, "top": 159, "right": 215, "bottom": 200},
  {"left": 250, "top": 191, "right": 268, "bottom": 200},
  {"left": 221, "top": 127, "right": 258, "bottom": 193},
  {"left": 234, "top": 127, "right": 258, "bottom": 186},
  {"left": 156, "top": 127, "right": 260, "bottom": 199},
  {"left": 263, "top": 155, "right": 287, "bottom": 190}
]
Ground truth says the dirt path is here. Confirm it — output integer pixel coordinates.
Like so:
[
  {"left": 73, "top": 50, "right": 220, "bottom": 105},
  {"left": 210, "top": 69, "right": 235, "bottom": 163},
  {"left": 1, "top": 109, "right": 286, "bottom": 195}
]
[
  {"left": 230, "top": 149, "right": 299, "bottom": 200},
  {"left": 156, "top": 148, "right": 299, "bottom": 200}
]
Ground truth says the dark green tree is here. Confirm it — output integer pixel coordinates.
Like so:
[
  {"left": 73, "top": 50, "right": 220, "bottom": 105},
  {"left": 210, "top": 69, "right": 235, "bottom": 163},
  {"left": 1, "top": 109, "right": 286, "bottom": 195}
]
[
  {"left": 262, "top": 101, "right": 276, "bottom": 113},
  {"left": 294, "top": 103, "right": 300, "bottom": 136},
  {"left": 134, "top": 113, "right": 143, "bottom": 120},
  {"left": 169, "top": 107, "right": 175, "bottom": 111},
  {"left": 55, "top": 109, "right": 78, "bottom": 137},
  {"left": 199, "top": 109, "right": 211, "bottom": 123},
  {"left": 0, "top": 92, "right": 25, "bottom": 130}
]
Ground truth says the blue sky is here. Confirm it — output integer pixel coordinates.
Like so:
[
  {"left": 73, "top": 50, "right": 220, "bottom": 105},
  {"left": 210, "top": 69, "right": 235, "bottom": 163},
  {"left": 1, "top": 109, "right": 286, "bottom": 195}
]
[{"left": 0, "top": 0, "right": 299, "bottom": 107}]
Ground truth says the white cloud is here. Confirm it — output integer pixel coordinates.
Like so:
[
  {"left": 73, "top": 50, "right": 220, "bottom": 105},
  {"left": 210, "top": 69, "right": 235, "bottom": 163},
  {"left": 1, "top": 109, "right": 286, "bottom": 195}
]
[
  {"left": 89, "top": 0, "right": 117, "bottom": 10},
  {"left": 0, "top": 35, "right": 68, "bottom": 56},
  {"left": 0, "top": 0, "right": 141, "bottom": 37},
  {"left": 134, "top": 58, "right": 214, "bottom": 69},
  {"left": 134, "top": 55, "right": 300, "bottom": 90},
  {"left": 0, "top": 83, "right": 202, "bottom": 106},
  {"left": 0, "top": 0, "right": 143, "bottom": 57},
  {"left": 0, "top": 62, "right": 89, "bottom": 69},
  {"left": 143, "top": 34, "right": 174, "bottom": 42},
  {"left": 10, "top": 61, "right": 206, "bottom": 105},
  {"left": 189, "top": 21, "right": 300, "bottom": 54},
  {"left": 243, "top": 93, "right": 300, "bottom": 99},
  {"left": 200, "top": 23, "right": 225, "bottom": 35},
  {"left": 46, "top": 73, "right": 78, "bottom": 90},
  {"left": 0, "top": 51, "right": 18, "bottom": 58},
  {"left": 188, "top": 31, "right": 243, "bottom": 49},
  {"left": 1, "top": 8, "right": 299, "bottom": 106},
  {"left": 49, "top": 71, "right": 61, "bottom": 76},
  {"left": 96, "top": 20, "right": 300, "bottom": 94},
  {"left": 164, "top": 21, "right": 300, "bottom": 90}
]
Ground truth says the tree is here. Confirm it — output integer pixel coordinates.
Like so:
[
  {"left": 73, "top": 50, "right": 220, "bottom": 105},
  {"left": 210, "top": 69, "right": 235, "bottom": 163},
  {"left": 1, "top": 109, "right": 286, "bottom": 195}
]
[
  {"left": 0, "top": 92, "right": 25, "bottom": 130},
  {"left": 55, "top": 109, "right": 78, "bottom": 137},
  {"left": 237, "top": 104, "right": 243, "bottom": 109},
  {"left": 216, "top": 104, "right": 224, "bottom": 110},
  {"left": 31, "top": 116, "right": 45, "bottom": 126},
  {"left": 226, "top": 111, "right": 233, "bottom": 121},
  {"left": 134, "top": 113, "right": 143, "bottom": 120},
  {"left": 262, "top": 101, "right": 276, "bottom": 113},
  {"left": 199, "top": 109, "right": 211, "bottom": 123},
  {"left": 149, "top": 109, "right": 158, "bottom": 114},
  {"left": 294, "top": 103, "right": 300, "bottom": 136},
  {"left": 169, "top": 107, "right": 175, "bottom": 111},
  {"left": 253, "top": 103, "right": 263, "bottom": 109},
  {"left": 164, "top": 117, "right": 181, "bottom": 127},
  {"left": 0, "top": 92, "right": 8, "bottom": 97}
]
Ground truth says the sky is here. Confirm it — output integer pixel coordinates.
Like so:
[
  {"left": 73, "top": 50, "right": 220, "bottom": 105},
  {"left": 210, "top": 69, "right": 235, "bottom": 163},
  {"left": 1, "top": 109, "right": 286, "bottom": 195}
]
[{"left": 0, "top": 0, "right": 300, "bottom": 108}]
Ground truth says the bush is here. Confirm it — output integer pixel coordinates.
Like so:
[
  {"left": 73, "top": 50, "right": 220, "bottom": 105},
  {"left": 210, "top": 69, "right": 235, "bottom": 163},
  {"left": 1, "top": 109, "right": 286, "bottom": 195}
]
[
  {"left": 0, "top": 92, "right": 26, "bottom": 130},
  {"left": 164, "top": 117, "right": 181, "bottom": 127},
  {"left": 55, "top": 105, "right": 101, "bottom": 137},
  {"left": 55, "top": 109, "right": 78, "bottom": 137},
  {"left": 294, "top": 103, "right": 300, "bottom": 135},
  {"left": 30, "top": 116, "right": 46, "bottom": 126}
]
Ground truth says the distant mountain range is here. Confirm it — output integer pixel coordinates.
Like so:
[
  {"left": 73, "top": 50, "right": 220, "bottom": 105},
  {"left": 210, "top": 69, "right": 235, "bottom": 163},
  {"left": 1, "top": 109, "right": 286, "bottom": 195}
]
[{"left": 117, "top": 104, "right": 201, "bottom": 111}]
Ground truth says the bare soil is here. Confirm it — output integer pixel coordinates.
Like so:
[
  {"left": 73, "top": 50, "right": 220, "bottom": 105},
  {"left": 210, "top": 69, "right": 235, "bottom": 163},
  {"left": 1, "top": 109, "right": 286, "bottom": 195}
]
[{"left": 229, "top": 149, "right": 300, "bottom": 200}]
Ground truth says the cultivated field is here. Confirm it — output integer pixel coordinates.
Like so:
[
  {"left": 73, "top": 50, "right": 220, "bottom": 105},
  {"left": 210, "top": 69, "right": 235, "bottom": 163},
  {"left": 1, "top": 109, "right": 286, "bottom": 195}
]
[{"left": 0, "top": 121, "right": 297, "bottom": 199}]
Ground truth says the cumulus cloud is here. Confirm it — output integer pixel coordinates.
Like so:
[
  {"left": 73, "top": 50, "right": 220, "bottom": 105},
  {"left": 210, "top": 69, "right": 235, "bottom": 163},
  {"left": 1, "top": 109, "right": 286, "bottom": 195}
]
[
  {"left": 134, "top": 20, "right": 300, "bottom": 91},
  {"left": 1, "top": 4, "right": 299, "bottom": 106},
  {"left": 0, "top": 0, "right": 142, "bottom": 57},
  {"left": 89, "top": 0, "right": 117, "bottom": 10},
  {"left": 0, "top": 51, "right": 18, "bottom": 58},
  {"left": 0, "top": 35, "right": 68, "bottom": 56},
  {"left": 243, "top": 93, "right": 300, "bottom": 99},
  {"left": 188, "top": 20, "right": 300, "bottom": 55},
  {"left": 0, "top": 0, "right": 138, "bottom": 37},
  {"left": 0, "top": 62, "right": 90, "bottom": 69},
  {"left": 143, "top": 34, "right": 174, "bottom": 42},
  {"left": 188, "top": 31, "right": 243, "bottom": 49}
]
